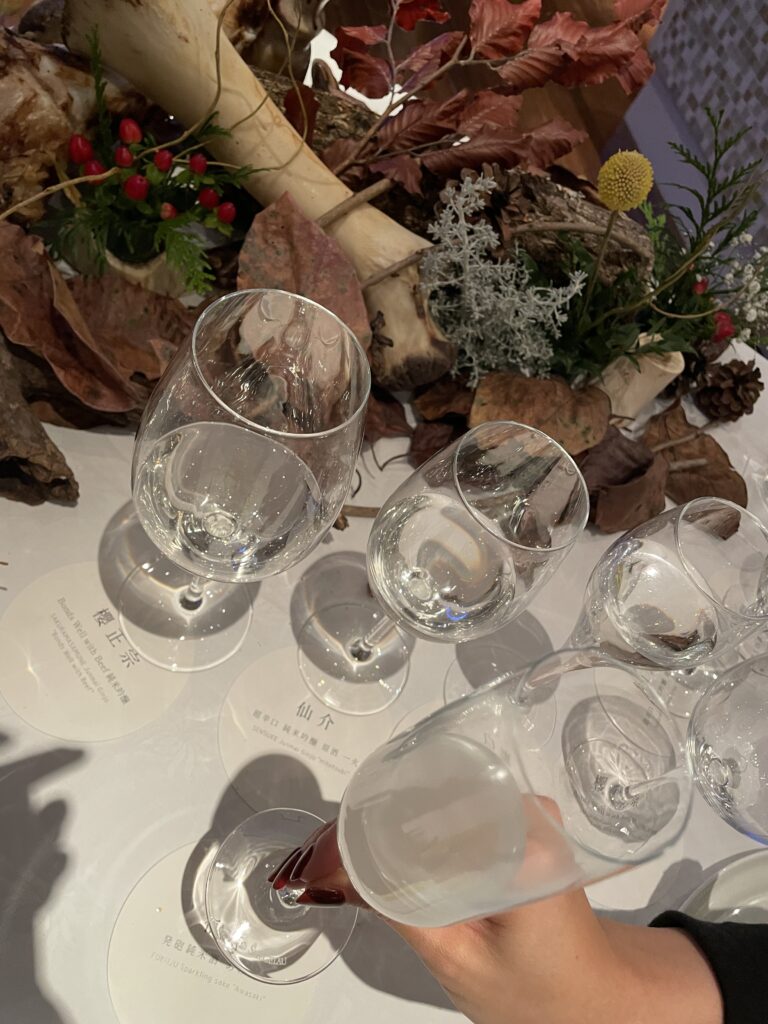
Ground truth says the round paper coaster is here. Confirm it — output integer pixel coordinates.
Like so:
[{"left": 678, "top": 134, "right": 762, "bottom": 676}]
[
  {"left": 218, "top": 647, "right": 400, "bottom": 811},
  {"left": 108, "top": 845, "right": 313, "bottom": 1023},
  {"left": 0, "top": 563, "right": 188, "bottom": 741}
]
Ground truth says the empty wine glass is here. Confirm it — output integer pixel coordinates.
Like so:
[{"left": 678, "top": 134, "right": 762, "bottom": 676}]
[
  {"left": 204, "top": 649, "right": 691, "bottom": 981},
  {"left": 297, "top": 421, "right": 589, "bottom": 715},
  {"left": 570, "top": 497, "right": 768, "bottom": 717},
  {"left": 120, "top": 289, "right": 369, "bottom": 671},
  {"left": 688, "top": 651, "right": 768, "bottom": 843}
]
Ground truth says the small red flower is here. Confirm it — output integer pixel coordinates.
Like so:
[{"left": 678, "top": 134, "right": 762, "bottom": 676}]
[
  {"left": 693, "top": 278, "right": 709, "bottom": 295},
  {"left": 82, "top": 159, "right": 107, "bottom": 180},
  {"left": 160, "top": 202, "right": 178, "bottom": 220},
  {"left": 395, "top": 0, "right": 450, "bottom": 31},
  {"left": 153, "top": 149, "right": 173, "bottom": 172},
  {"left": 712, "top": 310, "right": 735, "bottom": 344},
  {"left": 118, "top": 118, "right": 142, "bottom": 144},
  {"left": 114, "top": 145, "right": 134, "bottom": 168},
  {"left": 123, "top": 174, "right": 150, "bottom": 201},
  {"left": 197, "top": 187, "right": 219, "bottom": 209},
  {"left": 68, "top": 134, "right": 93, "bottom": 164},
  {"left": 216, "top": 201, "right": 236, "bottom": 224},
  {"left": 189, "top": 153, "right": 208, "bottom": 175}
]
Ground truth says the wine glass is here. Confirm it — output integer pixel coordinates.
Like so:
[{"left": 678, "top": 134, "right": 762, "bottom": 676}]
[
  {"left": 297, "top": 421, "right": 589, "bottom": 715},
  {"left": 688, "top": 650, "right": 768, "bottom": 842},
  {"left": 570, "top": 497, "right": 768, "bottom": 717},
  {"left": 119, "top": 289, "right": 370, "bottom": 671},
  {"left": 204, "top": 649, "right": 691, "bottom": 981}
]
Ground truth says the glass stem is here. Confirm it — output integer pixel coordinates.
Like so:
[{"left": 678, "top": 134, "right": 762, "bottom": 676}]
[
  {"left": 610, "top": 765, "right": 687, "bottom": 807},
  {"left": 179, "top": 575, "right": 207, "bottom": 612},
  {"left": 348, "top": 614, "right": 397, "bottom": 662}
]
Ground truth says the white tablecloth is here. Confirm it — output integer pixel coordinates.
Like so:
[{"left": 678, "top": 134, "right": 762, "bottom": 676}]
[{"left": 1, "top": 355, "right": 766, "bottom": 1024}]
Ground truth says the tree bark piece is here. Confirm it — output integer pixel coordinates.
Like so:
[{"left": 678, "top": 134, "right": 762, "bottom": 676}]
[
  {"left": 63, "top": 0, "right": 454, "bottom": 390},
  {"left": 0, "top": 331, "right": 78, "bottom": 504}
]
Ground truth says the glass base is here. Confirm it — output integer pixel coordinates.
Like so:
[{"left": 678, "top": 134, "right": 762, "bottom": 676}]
[
  {"left": 118, "top": 555, "right": 253, "bottom": 672},
  {"left": 298, "top": 602, "right": 409, "bottom": 716},
  {"left": 205, "top": 809, "right": 357, "bottom": 984},
  {"left": 646, "top": 664, "right": 721, "bottom": 719}
]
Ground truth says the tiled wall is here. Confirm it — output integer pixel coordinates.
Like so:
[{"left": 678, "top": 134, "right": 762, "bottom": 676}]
[{"left": 650, "top": 0, "right": 768, "bottom": 244}]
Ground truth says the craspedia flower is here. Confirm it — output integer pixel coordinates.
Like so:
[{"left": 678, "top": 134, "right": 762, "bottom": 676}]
[{"left": 597, "top": 151, "right": 654, "bottom": 212}]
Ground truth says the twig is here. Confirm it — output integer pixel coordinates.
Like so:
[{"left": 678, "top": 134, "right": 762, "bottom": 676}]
[
  {"left": 341, "top": 504, "right": 380, "bottom": 518},
  {"left": 507, "top": 220, "right": 648, "bottom": 258},
  {"left": 362, "top": 249, "right": 426, "bottom": 290},
  {"left": 650, "top": 424, "right": 715, "bottom": 453},
  {"left": 649, "top": 301, "right": 720, "bottom": 321},
  {"left": 317, "top": 178, "right": 396, "bottom": 229},
  {"left": 0, "top": 168, "right": 120, "bottom": 222},
  {"left": 670, "top": 458, "right": 708, "bottom": 472}
]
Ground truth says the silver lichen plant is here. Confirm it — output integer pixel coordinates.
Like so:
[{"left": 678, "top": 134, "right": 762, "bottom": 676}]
[{"left": 422, "top": 175, "right": 586, "bottom": 386}]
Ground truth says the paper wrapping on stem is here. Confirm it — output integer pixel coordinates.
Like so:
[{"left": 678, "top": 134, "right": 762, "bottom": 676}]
[{"left": 596, "top": 336, "right": 684, "bottom": 420}]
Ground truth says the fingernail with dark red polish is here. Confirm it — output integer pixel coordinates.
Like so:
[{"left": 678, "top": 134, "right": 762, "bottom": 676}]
[
  {"left": 270, "top": 848, "right": 302, "bottom": 890},
  {"left": 296, "top": 887, "right": 346, "bottom": 906},
  {"left": 289, "top": 845, "right": 314, "bottom": 883}
]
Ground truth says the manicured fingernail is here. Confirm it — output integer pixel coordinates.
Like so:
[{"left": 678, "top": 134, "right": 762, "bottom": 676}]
[
  {"left": 290, "top": 821, "right": 340, "bottom": 885},
  {"left": 267, "top": 846, "right": 300, "bottom": 884},
  {"left": 289, "top": 845, "right": 314, "bottom": 883},
  {"left": 296, "top": 887, "right": 346, "bottom": 905},
  {"left": 271, "top": 848, "right": 302, "bottom": 890}
]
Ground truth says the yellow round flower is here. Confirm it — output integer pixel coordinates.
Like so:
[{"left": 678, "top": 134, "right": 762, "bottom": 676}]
[{"left": 597, "top": 150, "right": 654, "bottom": 212}]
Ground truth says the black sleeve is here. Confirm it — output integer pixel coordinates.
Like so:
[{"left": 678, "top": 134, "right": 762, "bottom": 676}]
[{"left": 651, "top": 910, "right": 768, "bottom": 1024}]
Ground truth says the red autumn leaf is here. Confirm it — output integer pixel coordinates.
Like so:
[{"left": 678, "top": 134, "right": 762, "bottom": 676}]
[
  {"left": 237, "top": 192, "right": 371, "bottom": 350},
  {"left": 331, "top": 26, "right": 392, "bottom": 98},
  {"left": 396, "top": 31, "right": 467, "bottom": 89},
  {"left": 377, "top": 93, "right": 467, "bottom": 150},
  {"left": 421, "top": 118, "right": 586, "bottom": 176},
  {"left": 613, "top": 0, "right": 666, "bottom": 27},
  {"left": 527, "top": 13, "right": 650, "bottom": 92},
  {"left": 284, "top": 84, "right": 319, "bottom": 147},
  {"left": 334, "top": 24, "right": 388, "bottom": 46},
  {"left": 613, "top": 46, "right": 655, "bottom": 94},
  {"left": 321, "top": 136, "right": 363, "bottom": 174},
  {"left": 526, "top": 10, "right": 588, "bottom": 47},
  {"left": 408, "top": 421, "right": 457, "bottom": 467},
  {"left": 469, "top": 0, "right": 542, "bottom": 58},
  {"left": 457, "top": 89, "right": 523, "bottom": 134},
  {"left": 395, "top": 0, "right": 451, "bottom": 32},
  {"left": 493, "top": 45, "right": 566, "bottom": 91},
  {"left": 369, "top": 154, "right": 424, "bottom": 195},
  {"left": 365, "top": 387, "right": 413, "bottom": 443}
]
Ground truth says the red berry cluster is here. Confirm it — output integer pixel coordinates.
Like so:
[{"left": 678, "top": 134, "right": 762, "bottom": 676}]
[{"left": 66, "top": 118, "right": 237, "bottom": 224}]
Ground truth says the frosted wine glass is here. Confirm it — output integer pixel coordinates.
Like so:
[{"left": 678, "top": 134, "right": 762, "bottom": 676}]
[
  {"left": 205, "top": 649, "right": 691, "bottom": 976},
  {"left": 297, "top": 421, "right": 588, "bottom": 715},
  {"left": 570, "top": 497, "right": 768, "bottom": 717},
  {"left": 121, "top": 289, "right": 369, "bottom": 671}
]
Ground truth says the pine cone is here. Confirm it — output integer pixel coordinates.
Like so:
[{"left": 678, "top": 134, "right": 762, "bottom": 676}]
[{"left": 694, "top": 359, "right": 764, "bottom": 422}]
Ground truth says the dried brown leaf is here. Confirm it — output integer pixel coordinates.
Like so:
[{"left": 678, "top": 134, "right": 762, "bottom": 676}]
[
  {"left": 377, "top": 93, "right": 467, "bottom": 151},
  {"left": 0, "top": 223, "right": 136, "bottom": 412},
  {"left": 576, "top": 426, "right": 668, "bottom": 533},
  {"left": 642, "top": 404, "right": 747, "bottom": 507},
  {"left": 421, "top": 120, "right": 585, "bottom": 175},
  {"left": 331, "top": 26, "right": 392, "bottom": 99},
  {"left": 397, "top": 31, "right": 467, "bottom": 89},
  {"left": 469, "top": 372, "right": 610, "bottom": 455},
  {"left": 369, "top": 154, "right": 424, "bottom": 195},
  {"left": 365, "top": 387, "right": 413, "bottom": 443},
  {"left": 284, "top": 84, "right": 319, "bottom": 148},
  {"left": 237, "top": 192, "right": 371, "bottom": 349},
  {"left": 494, "top": 46, "right": 566, "bottom": 91},
  {"left": 413, "top": 375, "right": 473, "bottom": 421},
  {"left": 409, "top": 420, "right": 457, "bottom": 467},
  {"left": 457, "top": 90, "right": 523, "bottom": 135},
  {"left": 469, "top": 0, "right": 542, "bottom": 58},
  {"left": 67, "top": 272, "right": 193, "bottom": 385}
]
